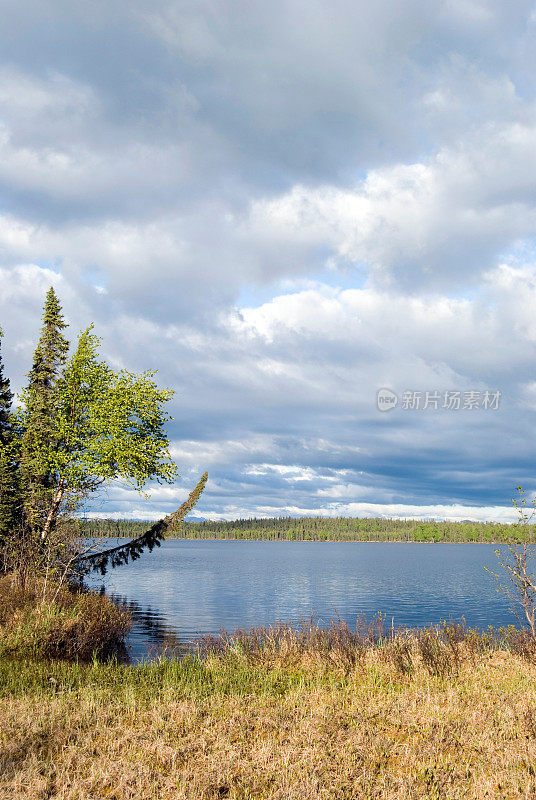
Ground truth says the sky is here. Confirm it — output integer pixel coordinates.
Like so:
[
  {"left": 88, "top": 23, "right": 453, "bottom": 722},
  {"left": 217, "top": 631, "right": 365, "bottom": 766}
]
[{"left": 1, "top": 0, "right": 536, "bottom": 522}]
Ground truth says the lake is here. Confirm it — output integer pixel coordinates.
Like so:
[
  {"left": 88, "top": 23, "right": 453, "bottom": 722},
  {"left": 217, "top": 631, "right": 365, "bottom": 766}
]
[{"left": 90, "top": 539, "right": 521, "bottom": 662}]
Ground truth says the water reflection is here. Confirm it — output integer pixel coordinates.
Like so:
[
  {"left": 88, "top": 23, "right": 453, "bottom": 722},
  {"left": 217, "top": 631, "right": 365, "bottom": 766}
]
[
  {"left": 92, "top": 540, "right": 521, "bottom": 662},
  {"left": 108, "top": 594, "right": 188, "bottom": 663}
]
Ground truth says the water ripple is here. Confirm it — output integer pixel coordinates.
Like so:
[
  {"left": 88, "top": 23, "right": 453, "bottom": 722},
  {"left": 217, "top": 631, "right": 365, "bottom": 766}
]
[{"left": 90, "top": 540, "right": 521, "bottom": 662}]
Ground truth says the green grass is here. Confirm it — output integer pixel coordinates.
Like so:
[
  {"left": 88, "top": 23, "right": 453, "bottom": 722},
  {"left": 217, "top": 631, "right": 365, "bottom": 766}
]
[
  {"left": 0, "top": 574, "right": 131, "bottom": 661},
  {"left": 0, "top": 655, "right": 324, "bottom": 703}
]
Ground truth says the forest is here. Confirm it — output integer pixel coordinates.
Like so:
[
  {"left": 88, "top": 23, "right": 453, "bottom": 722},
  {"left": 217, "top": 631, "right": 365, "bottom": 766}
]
[{"left": 81, "top": 514, "right": 527, "bottom": 543}]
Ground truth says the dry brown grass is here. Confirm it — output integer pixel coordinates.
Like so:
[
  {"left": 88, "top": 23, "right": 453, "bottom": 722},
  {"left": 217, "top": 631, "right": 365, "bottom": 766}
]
[{"left": 3, "top": 637, "right": 536, "bottom": 799}]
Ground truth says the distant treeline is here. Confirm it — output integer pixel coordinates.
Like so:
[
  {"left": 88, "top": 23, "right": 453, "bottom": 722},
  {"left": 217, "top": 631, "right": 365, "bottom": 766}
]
[{"left": 80, "top": 516, "right": 532, "bottom": 543}]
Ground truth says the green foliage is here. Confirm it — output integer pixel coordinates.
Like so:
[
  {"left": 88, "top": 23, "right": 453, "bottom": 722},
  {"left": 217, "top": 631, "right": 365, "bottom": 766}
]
[
  {"left": 87, "top": 514, "right": 519, "bottom": 543},
  {"left": 0, "top": 327, "right": 14, "bottom": 437},
  {"left": 19, "top": 287, "right": 70, "bottom": 532},
  {"left": 411, "top": 523, "right": 443, "bottom": 542},
  {"left": 21, "top": 326, "right": 178, "bottom": 507},
  {"left": 0, "top": 446, "right": 19, "bottom": 543},
  {"left": 77, "top": 471, "right": 208, "bottom": 575},
  {"left": 14, "top": 297, "right": 179, "bottom": 542},
  {"left": 0, "top": 329, "right": 20, "bottom": 550},
  {"left": 0, "top": 287, "right": 206, "bottom": 577}
]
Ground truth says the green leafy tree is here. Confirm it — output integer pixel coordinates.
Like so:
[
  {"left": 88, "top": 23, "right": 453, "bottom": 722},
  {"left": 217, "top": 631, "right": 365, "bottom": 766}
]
[
  {"left": 2, "top": 288, "right": 206, "bottom": 578},
  {"left": 27, "top": 325, "right": 180, "bottom": 541}
]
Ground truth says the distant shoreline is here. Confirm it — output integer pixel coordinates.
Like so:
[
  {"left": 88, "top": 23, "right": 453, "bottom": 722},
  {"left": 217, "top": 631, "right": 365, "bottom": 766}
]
[
  {"left": 84, "top": 536, "right": 511, "bottom": 544},
  {"left": 80, "top": 515, "right": 530, "bottom": 545}
]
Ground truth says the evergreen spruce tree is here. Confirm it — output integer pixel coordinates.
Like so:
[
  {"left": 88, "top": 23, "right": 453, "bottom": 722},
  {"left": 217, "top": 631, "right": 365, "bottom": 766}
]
[
  {"left": 0, "top": 328, "right": 20, "bottom": 553},
  {"left": 0, "top": 328, "right": 14, "bottom": 445},
  {"left": 20, "top": 287, "right": 69, "bottom": 535}
]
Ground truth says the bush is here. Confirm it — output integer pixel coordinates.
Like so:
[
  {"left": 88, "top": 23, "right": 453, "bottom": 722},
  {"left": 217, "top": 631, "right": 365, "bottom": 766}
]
[
  {"left": 0, "top": 575, "right": 131, "bottom": 661},
  {"left": 197, "top": 615, "right": 536, "bottom": 681},
  {"left": 197, "top": 614, "right": 387, "bottom": 674}
]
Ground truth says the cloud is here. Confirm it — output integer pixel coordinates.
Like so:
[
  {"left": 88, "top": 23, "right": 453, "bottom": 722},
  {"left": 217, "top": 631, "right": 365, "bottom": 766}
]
[
  {"left": 247, "top": 120, "right": 536, "bottom": 290},
  {"left": 2, "top": 1, "right": 536, "bottom": 521},
  {"left": 200, "top": 501, "right": 520, "bottom": 524},
  {"left": 40, "top": 272, "right": 529, "bottom": 520}
]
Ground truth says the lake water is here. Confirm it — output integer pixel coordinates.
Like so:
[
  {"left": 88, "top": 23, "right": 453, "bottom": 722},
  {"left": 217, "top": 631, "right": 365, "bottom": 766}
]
[{"left": 90, "top": 539, "right": 522, "bottom": 662}]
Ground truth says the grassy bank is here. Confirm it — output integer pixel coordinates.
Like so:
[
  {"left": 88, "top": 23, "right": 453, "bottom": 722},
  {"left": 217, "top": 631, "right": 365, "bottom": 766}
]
[
  {"left": 3, "top": 621, "right": 536, "bottom": 798},
  {"left": 81, "top": 516, "right": 527, "bottom": 543},
  {"left": 0, "top": 575, "right": 131, "bottom": 661}
]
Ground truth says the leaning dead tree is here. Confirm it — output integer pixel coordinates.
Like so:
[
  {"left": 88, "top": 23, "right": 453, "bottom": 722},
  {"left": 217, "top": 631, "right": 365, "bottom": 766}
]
[{"left": 76, "top": 472, "right": 208, "bottom": 575}]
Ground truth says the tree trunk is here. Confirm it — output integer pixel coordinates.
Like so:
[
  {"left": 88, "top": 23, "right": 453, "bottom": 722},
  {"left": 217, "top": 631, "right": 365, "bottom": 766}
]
[{"left": 41, "top": 480, "right": 65, "bottom": 541}]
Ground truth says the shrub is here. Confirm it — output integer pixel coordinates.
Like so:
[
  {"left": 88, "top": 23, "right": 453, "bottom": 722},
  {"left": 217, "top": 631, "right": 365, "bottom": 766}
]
[
  {"left": 0, "top": 574, "right": 131, "bottom": 661},
  {"left": 198, "top": 614, "right": 386, "bottom": 673}
]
